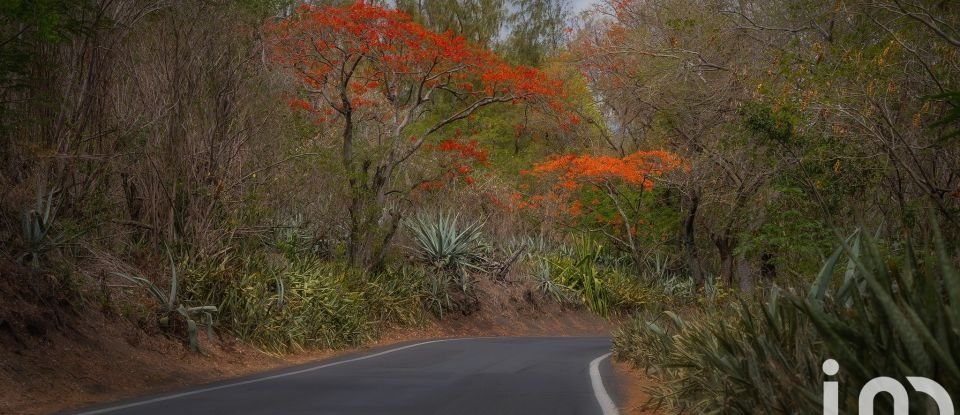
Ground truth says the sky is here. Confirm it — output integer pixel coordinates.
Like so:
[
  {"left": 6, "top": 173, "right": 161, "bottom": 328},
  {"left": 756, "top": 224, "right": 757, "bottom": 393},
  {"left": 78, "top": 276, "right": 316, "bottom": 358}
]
[{"left": 569, "top": 0, "right": 600, "bottom": 16}]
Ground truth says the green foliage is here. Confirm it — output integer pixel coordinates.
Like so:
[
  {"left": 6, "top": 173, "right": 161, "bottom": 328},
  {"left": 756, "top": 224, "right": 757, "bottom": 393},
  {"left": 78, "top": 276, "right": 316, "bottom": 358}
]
[
  {"left": 802, "top": 221, "right": 960, "bottom": 409},
  {"left": 113, "top": 250, "right": 218, "bottom": 352},
  {"left": 423, "top": 272, "right": 454, "bottom": 318},
  {"left": 184, "top": 254, "right": 423, "bottom": 353},
  {"left": 531, "top": 237, "right": 689, "bottom": 316},
  {"left": 741, "top": 101, "right": 797, "bottom": 143},
  {"left": 271, "top": 213, "right": 324, "bottom": 260},
  {"left": 396, "top": 0, "right": 567, "bottom": 65},
  {"left": 396, "top": 0, "right": 505, "bottom": 49},
  {"left": 545, "top": 241, "right": 611, "bottom": 316},
  {"left": 614, "top": 297, "right": 823, "bottom": 413},
  {"left": 531, "top": 256, "right": 574, "bottom": 304},
  {"left": 500, "top": 0, "right": 567, "bottom": 66},
  {"left": 405, "top": 212, "right": 487, "bottom": 291},
  {"left": 0, "top": 0, "right": 89, "bottom": 90},
  {"left": 614, "top": 225, "right": 960, "bottom": 413}
]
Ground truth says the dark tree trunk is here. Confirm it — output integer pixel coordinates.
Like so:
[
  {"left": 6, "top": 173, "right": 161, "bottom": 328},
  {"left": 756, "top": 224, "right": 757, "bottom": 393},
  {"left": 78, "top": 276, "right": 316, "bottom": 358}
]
[
  {"left": 760, "top": 251, "right": 777, "bottom": 280},
  {"left": 682, "top": 191, "right": 705, "bottom": 287},
  {"left": 714, "top": 235, "right": 736, "bottom": 287},
  {"left": 736, "top": 252, "right": 753, "bottom": 294}
]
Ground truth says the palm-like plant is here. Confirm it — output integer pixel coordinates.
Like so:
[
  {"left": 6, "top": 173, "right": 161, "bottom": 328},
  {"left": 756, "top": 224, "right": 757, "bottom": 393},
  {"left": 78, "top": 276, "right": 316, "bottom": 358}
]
[{"left": 405, "top": 212, "right": 486, "bottom": 290}]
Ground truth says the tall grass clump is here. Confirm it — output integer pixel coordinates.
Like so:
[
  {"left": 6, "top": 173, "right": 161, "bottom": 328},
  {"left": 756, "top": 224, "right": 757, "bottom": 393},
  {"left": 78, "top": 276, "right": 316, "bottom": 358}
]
[{"left": 613, "top": 223, "right": 960, "bottom": 414}]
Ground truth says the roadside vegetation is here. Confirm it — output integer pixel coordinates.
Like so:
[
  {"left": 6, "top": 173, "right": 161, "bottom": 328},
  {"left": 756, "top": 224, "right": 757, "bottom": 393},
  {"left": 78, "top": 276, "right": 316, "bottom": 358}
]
[{"left": 1, "top": 0, "right": 958, "bottom": 413}]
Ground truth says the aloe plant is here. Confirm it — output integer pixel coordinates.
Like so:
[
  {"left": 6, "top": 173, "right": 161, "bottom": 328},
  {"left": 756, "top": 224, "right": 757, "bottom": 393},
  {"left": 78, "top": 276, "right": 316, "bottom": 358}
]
[{"left": 114, "top": 250, "right": 217, "bottom": 352}]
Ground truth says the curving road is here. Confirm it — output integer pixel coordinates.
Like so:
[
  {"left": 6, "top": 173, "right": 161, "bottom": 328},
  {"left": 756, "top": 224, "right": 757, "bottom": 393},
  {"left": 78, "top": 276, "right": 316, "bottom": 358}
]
[{"left": 67, "top": 337, "right": 620, "bottom": 415}]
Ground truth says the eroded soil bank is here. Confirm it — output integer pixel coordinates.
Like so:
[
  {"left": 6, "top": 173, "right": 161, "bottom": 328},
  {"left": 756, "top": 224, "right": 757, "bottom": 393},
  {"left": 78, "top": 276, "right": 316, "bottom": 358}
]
[{"left": 2, "top": 273, "right": 641, "bottom": 415}]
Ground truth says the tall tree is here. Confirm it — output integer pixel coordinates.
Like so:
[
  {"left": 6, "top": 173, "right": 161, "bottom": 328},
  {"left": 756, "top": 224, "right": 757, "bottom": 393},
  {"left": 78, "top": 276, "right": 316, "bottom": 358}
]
[
  {"left": 502, "top": 0, "right": 569, "bottom": 66},
  {"left": 267, "top": 2, "right": 560, "bottom": 268}
]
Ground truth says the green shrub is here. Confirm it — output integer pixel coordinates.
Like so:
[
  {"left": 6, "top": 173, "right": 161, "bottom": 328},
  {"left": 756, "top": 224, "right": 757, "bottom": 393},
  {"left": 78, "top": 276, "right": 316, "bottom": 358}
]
[
  {"left": 184, "top": 255, "right": 424, "bottom": 353},
  {"left": 614, "top": 223, "right": 960, "bottom": 414},
  {"left": 537, "top": 237, "right": 665, "bottom": 316},
  {"left": 423, "top": 272, "right": 454, "bottom": 318},
  {"left": 604, "top": 269, "right": 656, "bottom": 312},
  {"left": 531, "top": 256, "right": 575, "bottom": 304}
]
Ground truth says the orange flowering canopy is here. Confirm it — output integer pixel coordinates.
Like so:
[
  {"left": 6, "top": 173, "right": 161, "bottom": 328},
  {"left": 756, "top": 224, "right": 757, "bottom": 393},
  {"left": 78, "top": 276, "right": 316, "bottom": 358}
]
[
  {"left": 267, "top": 2, "right": 560, "bottom": 129},
  {"left": 528, "top": 150, "right": 683, "bottom": 193},
  {"left": 506, "top": 150, "right": 683, "bottom": 226}
]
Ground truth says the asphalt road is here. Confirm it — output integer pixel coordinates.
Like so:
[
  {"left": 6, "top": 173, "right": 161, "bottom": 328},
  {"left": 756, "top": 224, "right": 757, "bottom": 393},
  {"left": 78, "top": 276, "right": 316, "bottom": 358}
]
[{"left": 68, "top": 337, "right": 620, "bottom": 415}]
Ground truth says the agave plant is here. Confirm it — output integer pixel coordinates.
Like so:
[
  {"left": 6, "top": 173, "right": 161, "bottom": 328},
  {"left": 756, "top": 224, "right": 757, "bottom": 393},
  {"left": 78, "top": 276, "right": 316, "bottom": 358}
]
[
  {"left": 532, "top": 257, "right": 572, "bottom": 304},
  {"left": 614, "top": 219, "right": 960, "bottom": 414},
  {"left": 548, "top": 241, "right": 611, "bottom": 317},
  {"left": 506, "top": 234, "right": 553, "bottom": 261},
  {"left": 405, "top": 212, "right": 486, "bottom": 290},
  {"left": 424, "top": 272, "right": 454, "bottom": 318},
  {"left": 801, "top": 220, "right": 960, "bottom": 411},
  {"left": 18, "top": 181, "right": 62, "bottom": 269},
  {"left": 114, "top": 250, "right": 217, "bottom": 352}
]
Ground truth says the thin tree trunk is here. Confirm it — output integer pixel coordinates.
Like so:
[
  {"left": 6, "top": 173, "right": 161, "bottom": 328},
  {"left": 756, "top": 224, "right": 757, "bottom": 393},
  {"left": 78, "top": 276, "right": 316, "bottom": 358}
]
[
  {"left": 682, "top": 191, "right": 705, "bottom": 287},
  {"left": 736, "top": 252, "right": 753, "bottom": 294},
  {"left": 714, "top": 235, "right": 735, "bottom": 287}
]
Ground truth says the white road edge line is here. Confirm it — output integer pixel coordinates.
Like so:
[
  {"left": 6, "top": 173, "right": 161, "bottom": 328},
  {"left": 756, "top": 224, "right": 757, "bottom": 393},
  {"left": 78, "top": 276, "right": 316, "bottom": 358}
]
[
  {"left": 73, "top": 338, "right": 465, "bottom": 415},
  {"left": 589, "top": 352, "right": 620, "bottom": 415}
]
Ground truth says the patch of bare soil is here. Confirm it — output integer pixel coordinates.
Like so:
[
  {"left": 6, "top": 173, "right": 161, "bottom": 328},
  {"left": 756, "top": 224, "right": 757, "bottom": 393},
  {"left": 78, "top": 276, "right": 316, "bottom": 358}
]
[
  {"left": 612, "top": 360, "right": 664, "bottom": 415},
  {"left": 0, "top": 264, "right": 613, "bottom": 415}
]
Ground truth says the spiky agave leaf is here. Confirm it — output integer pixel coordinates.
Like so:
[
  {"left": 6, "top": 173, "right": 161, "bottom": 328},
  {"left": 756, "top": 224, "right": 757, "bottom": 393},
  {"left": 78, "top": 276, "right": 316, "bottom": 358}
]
[
  {"left": 112, "top": 271, "right": 170, "bottom": 310},
  {"left": 405, "top": 211, "right": 486, "bottom": 281}
]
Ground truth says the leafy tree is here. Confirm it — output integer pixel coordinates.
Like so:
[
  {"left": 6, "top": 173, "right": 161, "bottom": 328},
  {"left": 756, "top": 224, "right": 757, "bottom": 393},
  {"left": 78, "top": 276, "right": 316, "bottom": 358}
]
[
  {"left": 501, "top": 0, "right": 569, "bottom": 66},
  {"left": 267, "top": 2, "right": 560, "bottom": 268},
  {"left": 517, "top": 150, "right": 683, "bottom": 266}
]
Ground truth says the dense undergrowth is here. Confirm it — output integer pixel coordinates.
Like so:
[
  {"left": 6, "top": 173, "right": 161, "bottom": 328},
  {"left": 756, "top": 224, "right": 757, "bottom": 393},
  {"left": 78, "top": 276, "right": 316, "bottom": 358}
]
[
  {"left": 613, "top": 224, "right": 960, "bottom": 414},
  {"left": 183, "top": 256, "right": 424, "bottom": 353}
]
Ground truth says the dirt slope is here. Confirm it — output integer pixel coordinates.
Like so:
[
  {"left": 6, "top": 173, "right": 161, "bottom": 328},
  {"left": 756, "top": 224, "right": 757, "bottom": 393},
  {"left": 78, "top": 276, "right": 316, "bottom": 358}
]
[{"left": 0, "top": 268, "right": 613, "bottom": 415}]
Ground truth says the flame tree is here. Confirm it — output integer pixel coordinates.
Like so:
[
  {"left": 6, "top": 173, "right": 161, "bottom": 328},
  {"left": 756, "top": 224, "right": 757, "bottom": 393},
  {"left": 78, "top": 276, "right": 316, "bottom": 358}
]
[
  {"left": 267, "top": 2, "right": 559, "bottom": 268},
  {"left": 520, "top": 150, "right": 683, "bottom": 266}
]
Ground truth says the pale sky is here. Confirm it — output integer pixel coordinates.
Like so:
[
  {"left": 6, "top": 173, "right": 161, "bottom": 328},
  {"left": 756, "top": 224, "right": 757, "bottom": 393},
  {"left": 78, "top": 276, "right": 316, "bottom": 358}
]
[{"left": 569, "top": 0, "right": 600, "bottom": 16}]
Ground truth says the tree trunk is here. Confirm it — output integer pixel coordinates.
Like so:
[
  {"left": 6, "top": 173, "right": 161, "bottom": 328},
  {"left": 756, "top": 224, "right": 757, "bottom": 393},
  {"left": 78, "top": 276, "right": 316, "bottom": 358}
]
[
  {"left": 714, "top": 235, "right": 735, "bottom": 287},
  {"left": 682, "top": 191, "right": 705, "bottom": 287},
  {"left": 347, "top": 160, "right": 401, "bottom": 270},
  {"left": 760, "top": 251, "right": 776, "bottom": 281},
  {"left": 736, "top": 252, "right": 753, "bottom": 294}
]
